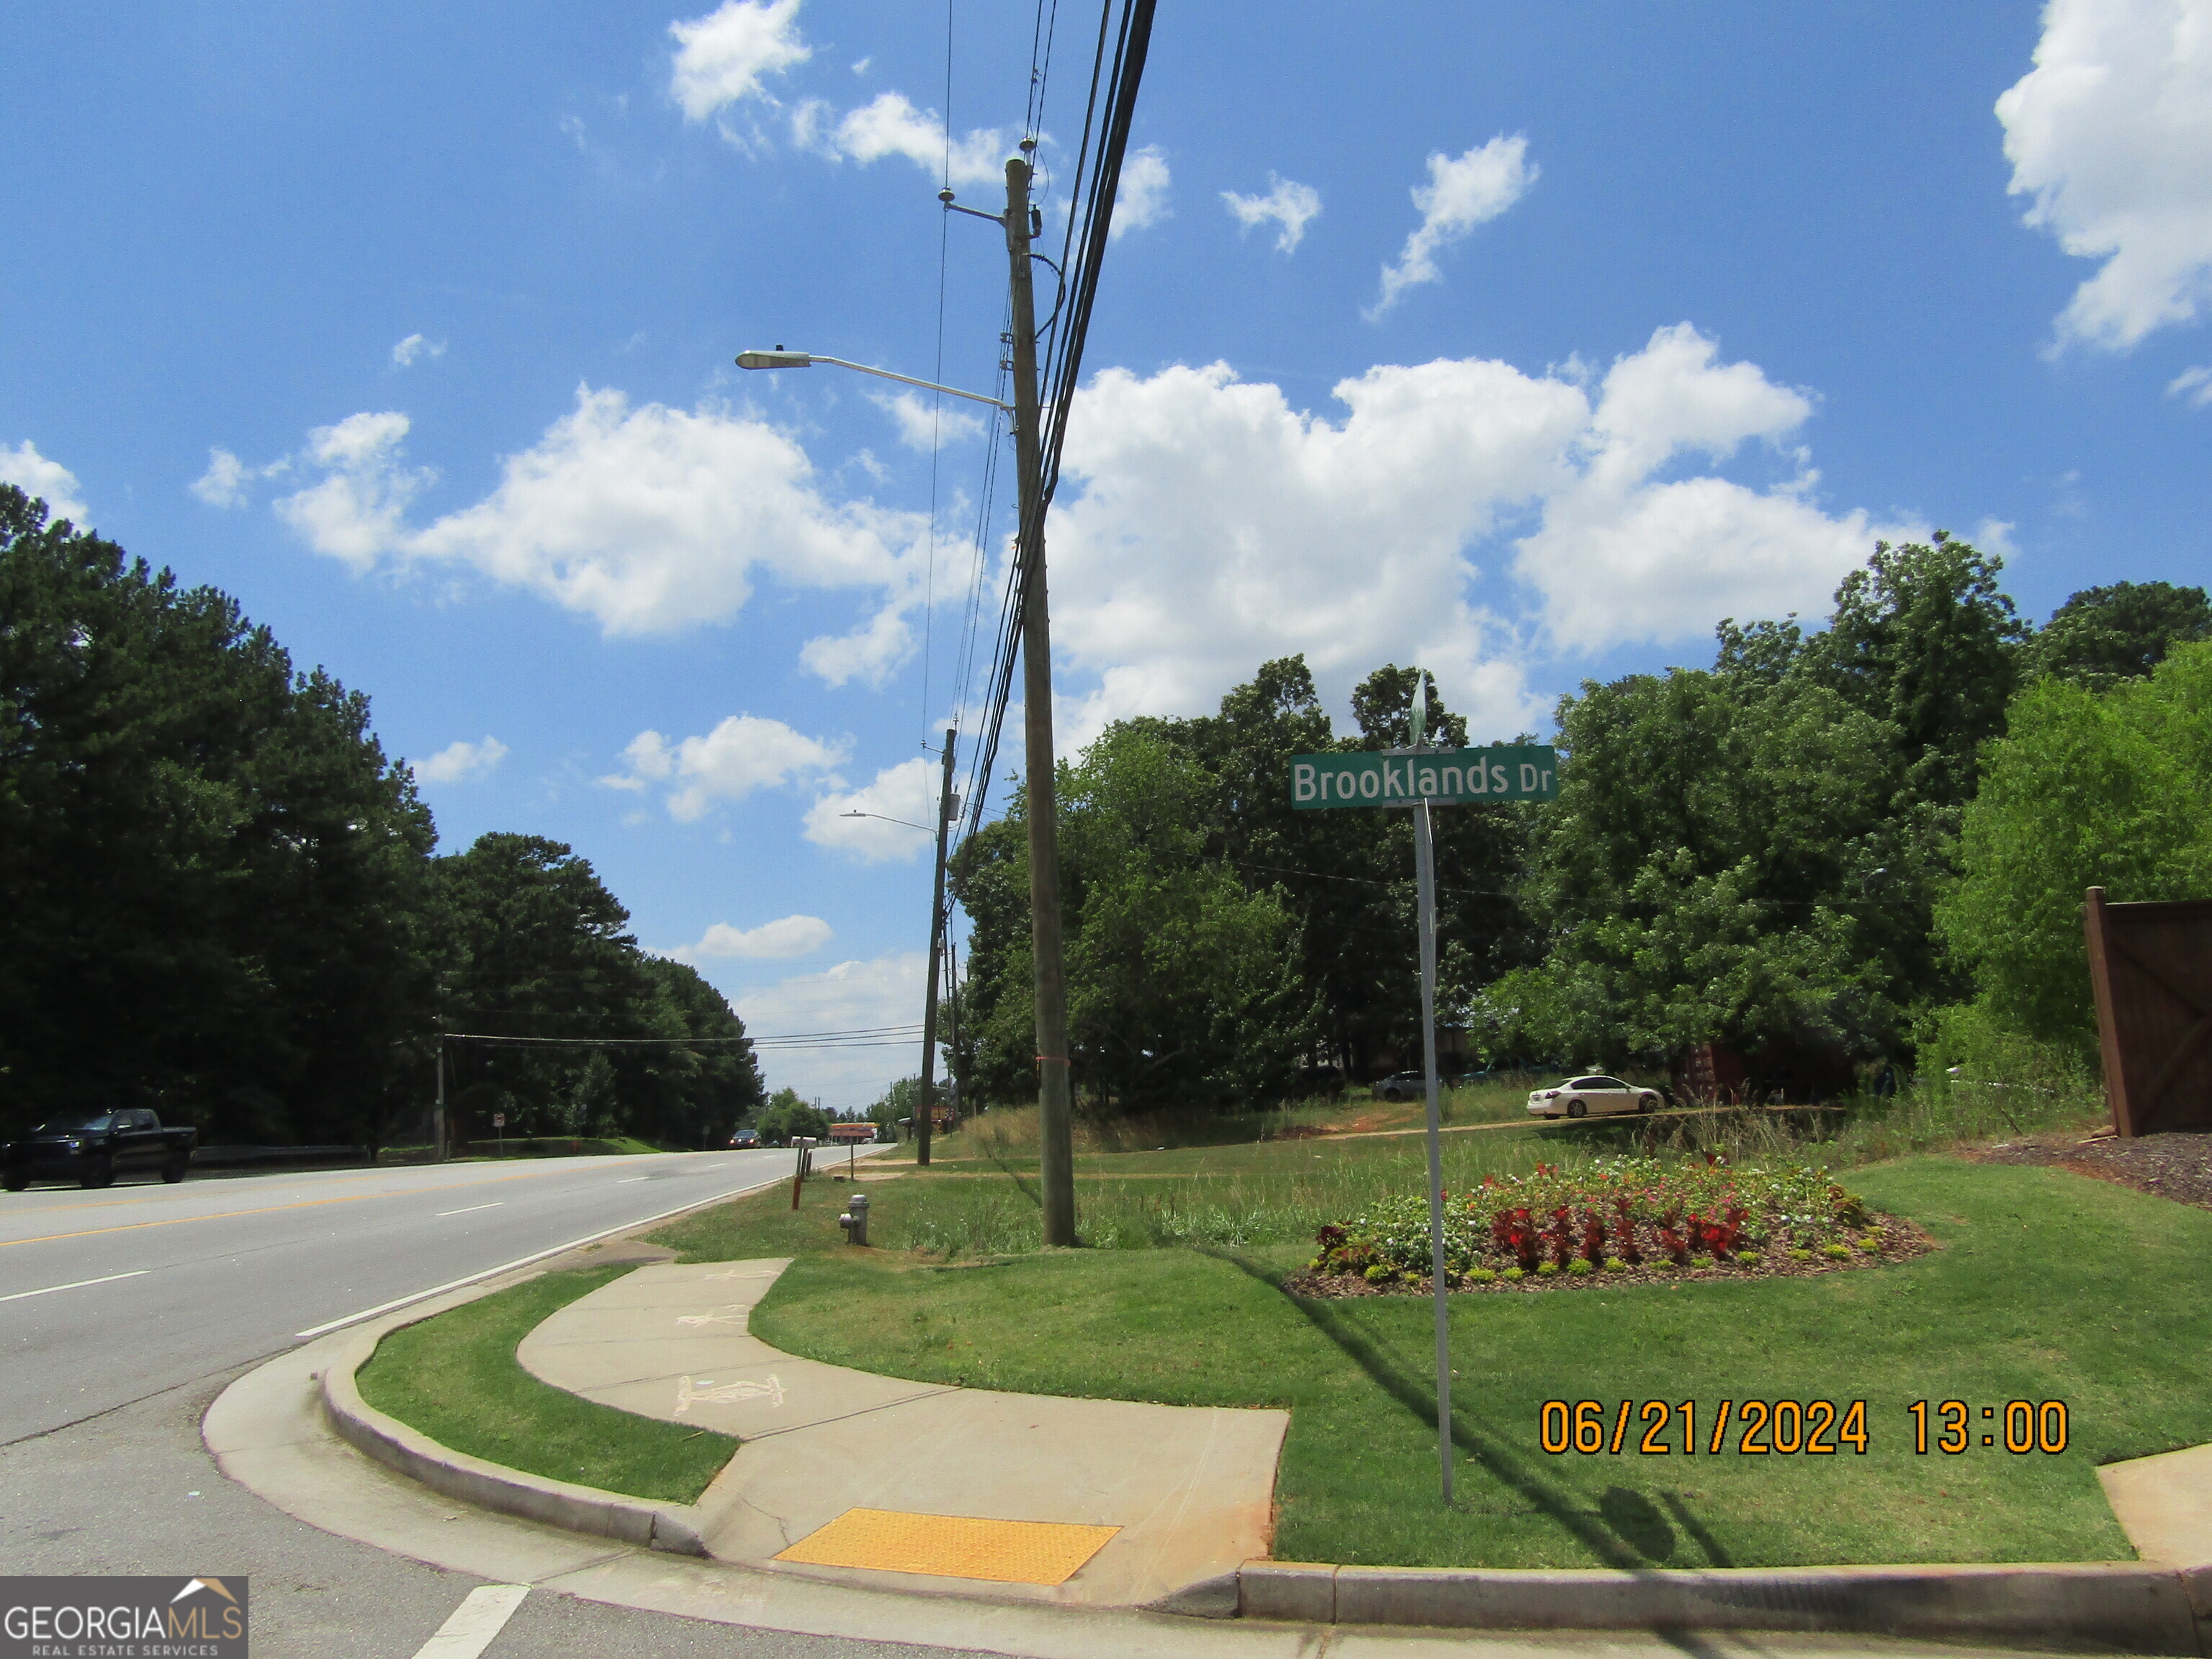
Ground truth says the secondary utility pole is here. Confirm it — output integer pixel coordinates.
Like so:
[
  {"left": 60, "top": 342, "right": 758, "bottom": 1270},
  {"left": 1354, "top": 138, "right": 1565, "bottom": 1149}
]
[
  {"left": 1004, "top": 144, "right": 1076, "bottom": 1246},
  {"left": 916, "top": 727, "right": 957, "bottom": 1167}
]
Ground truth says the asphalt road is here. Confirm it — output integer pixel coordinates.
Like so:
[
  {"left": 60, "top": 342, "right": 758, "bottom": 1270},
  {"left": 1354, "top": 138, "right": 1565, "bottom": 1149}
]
[
  {"left": 0, "top": 1147, "right": 850, "bottom": 1442},
  {"left": 0, "top": 1146, "right": 1003, "bottom": 1658},
  {"left": 1, "top": 1148, "right": 2060, "bottom": 1659}
]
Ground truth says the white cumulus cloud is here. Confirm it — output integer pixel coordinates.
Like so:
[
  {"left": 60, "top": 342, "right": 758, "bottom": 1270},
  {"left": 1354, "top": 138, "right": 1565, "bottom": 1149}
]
[
  {"left": 731, "top": 950, "right": 929, "bottom": 1110},
  {"left": 603, "top": 715, "right": 846, "bottom": 822},
  {"left": 1223, "top": 173, "right": 1322, "bottom": 253},
  {"left": 803, "top": 757, "right": 940, "bottom": 862},
  {"left": 1370, "top": 135, "right": 1537, "bottom": 318},
  {"left": 1, "top": 441, "right": 89, "bottom": 526},
  {"left": 669, "top": 0, "right": 809, "bottom": 120},
  {"left": 809, "top": 90, "right": 1010, "bottom": 187},
  {"left": 871, "top": 390, "right": 986, "bottom": 451},
  {"left": 1997, "top": 0, "right": 2212, "bottom": 351},
  {"left": 271, "top": 386, "right": 934, "bottom": 659},
  {"left": 1044, "top": 324, "right": 1898, "bottom": 741},
  {"left": 192, "top": 448, "right": 251, "bottom": 508},
  {"left": 414, "top": 735, "right": 509, "bottom": 785},
  {"left": 392, "top": 333, "right": 446, "bottom": 367},
  {"left": 1110, "top": 145, "right": 1171, "bottom": 240},
  {"left": 675, "top": 914, "right": 834, "bottom": 961},
  {"left": 2170, "top": 363, "right": 2212, "bottom": 405},
  {"left": 273, "top": 411, "right": 431, "bottom": 568}
]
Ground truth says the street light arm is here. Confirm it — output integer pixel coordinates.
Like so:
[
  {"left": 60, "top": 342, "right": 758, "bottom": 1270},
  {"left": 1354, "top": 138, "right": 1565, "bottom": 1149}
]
[
  {"left": 842, "top": 810, "right": 937, "bottom": 833},
  {"left": 735, "top": 351, "right": 1012, "bottom": 413}
]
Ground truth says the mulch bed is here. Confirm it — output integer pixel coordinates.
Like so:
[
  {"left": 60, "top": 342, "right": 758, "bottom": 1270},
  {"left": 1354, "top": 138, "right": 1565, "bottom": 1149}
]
[
  {"left": 1286, "top": 1213, "right": 1934, "bottom": 1298},
  {"left": 1965, "top": 1128, "right": 2212, "bottom": 1213}
]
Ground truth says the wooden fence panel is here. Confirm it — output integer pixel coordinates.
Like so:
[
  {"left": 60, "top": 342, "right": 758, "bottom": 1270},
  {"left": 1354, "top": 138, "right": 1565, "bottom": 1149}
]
[{"left": 2082, "top": 886, "right": 2212, "bottom": 1137}]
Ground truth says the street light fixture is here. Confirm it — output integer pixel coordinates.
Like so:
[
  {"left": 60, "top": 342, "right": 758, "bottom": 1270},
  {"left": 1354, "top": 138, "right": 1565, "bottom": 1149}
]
[{"left": 735, "top": 348, "right": 1013, "bottom": 413}]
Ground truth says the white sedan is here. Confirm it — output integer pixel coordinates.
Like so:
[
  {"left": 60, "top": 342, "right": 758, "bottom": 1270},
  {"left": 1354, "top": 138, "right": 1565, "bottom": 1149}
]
[{"left": 1527, "top": 1075, "right": 1663, "bottom": 1119}]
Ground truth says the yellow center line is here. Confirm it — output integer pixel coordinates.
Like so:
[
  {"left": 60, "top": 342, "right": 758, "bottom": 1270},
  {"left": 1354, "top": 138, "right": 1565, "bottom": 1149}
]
[{"left": 0, "top": 1164, "right": 604, "bottom": 1251}]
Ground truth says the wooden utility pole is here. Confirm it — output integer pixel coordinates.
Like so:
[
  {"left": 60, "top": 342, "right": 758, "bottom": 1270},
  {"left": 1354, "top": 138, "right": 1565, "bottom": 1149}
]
[
  {"left": 1004, "top": 146, "right": 1076, "bottom": 1245},
  {"left": 916, "top": 727, "right": 956, "bottom": 1166}
]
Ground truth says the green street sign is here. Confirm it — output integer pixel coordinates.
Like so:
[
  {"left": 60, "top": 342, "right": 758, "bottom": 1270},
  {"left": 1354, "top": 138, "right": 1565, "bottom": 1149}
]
[{"left": 1290, "top": 745, "right": 1559, "bottom": 809}]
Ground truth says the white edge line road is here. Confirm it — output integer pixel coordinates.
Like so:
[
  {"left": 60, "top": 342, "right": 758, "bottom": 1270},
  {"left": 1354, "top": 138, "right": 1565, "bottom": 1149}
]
[
  {"left": 0, "top": 1268, "right": 151, "bottom": 1304},
  {"left": 412, "top": 1583, "right": 531, "bottom": 1659},
  {"left": 292, "top": 1155, "right": 862, "bottom": 1339}
]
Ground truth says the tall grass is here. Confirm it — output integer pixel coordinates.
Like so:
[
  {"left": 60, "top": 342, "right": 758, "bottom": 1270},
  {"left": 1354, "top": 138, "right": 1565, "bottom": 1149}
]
[
  {"left": 880, "top": 1128, "right": 1622, "bottom": 1259},
  {"left": 873, "top": 1042, "right": 2108, "bottom": 1263},
  {"left": 943, "top": 1075, "right": 1548, "bottom": 1164}
]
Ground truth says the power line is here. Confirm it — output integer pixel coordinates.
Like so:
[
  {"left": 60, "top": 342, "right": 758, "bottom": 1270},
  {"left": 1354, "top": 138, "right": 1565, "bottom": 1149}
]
[
  {"left": 958, "top": 0, "right": 1158, "bottom": 851},
  {"left": 918, "top": 0, "right": 956, "bottom": 747}
]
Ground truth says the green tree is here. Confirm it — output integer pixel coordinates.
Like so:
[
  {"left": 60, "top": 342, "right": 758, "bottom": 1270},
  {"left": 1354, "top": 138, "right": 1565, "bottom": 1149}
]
[
  {"left": 1801, "top": 531, "right": 2027, "bottom": 810},
  {"left": 1512, "top": 665, "right": 1905, "bottom": 1077},
  {"left": 754, "top": 1086, "right": 830, "bottom": 1144},
  {"left": 0, "top": 486, "right": 434, "bottom": 1144},
  {"left": 1938, "top": 642, "right": 2212, "bottom": 1060},
  {"left": 868, "top": 1076, "right": 921, "bottom": 1133},
  {"left": 1499, "top": 536, "right": 2031, "bottom": 1087},
  {"left": 954, "top": 722, "right": 1313, "bottom": 1111},
  {"left": 2027, "top": 581, "right": 2212, "bottom": 691},
  {"left": 1164, "top": 657, "right": 1533, "bottom": 1077},
  {"left": 429, "top": 835, "right": 761, "bottom": 1148}
]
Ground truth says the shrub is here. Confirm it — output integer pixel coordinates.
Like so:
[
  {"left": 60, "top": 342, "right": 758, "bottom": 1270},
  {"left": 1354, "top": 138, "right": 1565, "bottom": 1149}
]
[
  {"left": 1604, "top": 1256, "right": 1629, "bottom": 1272},
  {"left": 1823, "top": 1241, "right": 1853, "bottom": 1259},
  {"left": 1310, "top": 1156, "right": 1875, "bottom": 1285},
  {"left": 1567, "top": 1259, "right": 1594, "bottom": 1277},
  {"left": 1467, "top": 1267, "right": 1498, "bottom": 1285},
  {"left": 1537, "top": 1260, "right": 1560, "bottom": 1277},
  {"left": 1501, "top": 1265, "right": 1526, "bottom": 1282}
]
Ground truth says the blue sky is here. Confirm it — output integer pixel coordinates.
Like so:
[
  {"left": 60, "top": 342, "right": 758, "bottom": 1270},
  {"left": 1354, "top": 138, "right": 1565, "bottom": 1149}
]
[{"left": 5, "top": 1, "right": 2210, "bottom": 1108}]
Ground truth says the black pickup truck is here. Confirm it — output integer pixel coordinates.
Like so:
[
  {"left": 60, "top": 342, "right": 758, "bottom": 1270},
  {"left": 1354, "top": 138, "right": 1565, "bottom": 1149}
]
[{"left": 2, "top": 1109, "right": 197, "bottom": 1190}]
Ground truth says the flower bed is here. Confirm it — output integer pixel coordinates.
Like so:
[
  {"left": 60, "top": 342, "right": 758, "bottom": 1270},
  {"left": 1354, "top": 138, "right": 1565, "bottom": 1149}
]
[{"left": 1295, "top": 1155, "right": 1930, "bottom": 1294}]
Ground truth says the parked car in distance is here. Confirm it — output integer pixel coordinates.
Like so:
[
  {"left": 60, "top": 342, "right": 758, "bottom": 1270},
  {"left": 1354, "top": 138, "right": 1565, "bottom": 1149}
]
[
  {"left": 3, "top": 1108, "right": 197, "bottom": 1190},
  {"left": 729, "top": 1128, "right": 760, "bottom": 1148},
  {"left": 1370, "top": 1070, "right": 1428, "bottom": 1102},
  {"left": 1527, "top": 1076, "right": 1662, "bottom": 1120}
]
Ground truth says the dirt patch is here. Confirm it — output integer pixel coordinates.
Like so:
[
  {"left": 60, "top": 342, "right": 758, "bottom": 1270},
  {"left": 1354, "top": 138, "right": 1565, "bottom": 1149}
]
[
  {"left": 1966, "top": 1128, "right": 2212, "bottom": 1213},
  {"left": 1286, "top": 1213, "right": 1933, "bottom": 1298}
]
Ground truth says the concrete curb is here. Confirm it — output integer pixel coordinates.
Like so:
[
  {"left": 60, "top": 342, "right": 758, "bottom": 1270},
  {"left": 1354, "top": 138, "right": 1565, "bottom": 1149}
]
[
  {"left": 1241, "top": 1560, "right": 2211, "bottom": 1653},
  {"left": 319, "top": 1304, "right": 712, "bottom": 1557}
]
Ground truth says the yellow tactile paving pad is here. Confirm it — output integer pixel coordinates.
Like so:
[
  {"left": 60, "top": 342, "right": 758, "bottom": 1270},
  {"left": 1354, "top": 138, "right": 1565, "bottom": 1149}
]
[{"left": 773, "top": 1507, "right": 1119, "bottom": 1584}]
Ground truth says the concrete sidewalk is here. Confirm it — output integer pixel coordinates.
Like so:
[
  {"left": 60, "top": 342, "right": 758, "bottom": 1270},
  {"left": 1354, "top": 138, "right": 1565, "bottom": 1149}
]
[
  {"left": 513, "top": 1258, "right": 1288, "bottom": 1610},
  {"left": 217, "top": 1243, "right": 2212, "bottom": 1653}
]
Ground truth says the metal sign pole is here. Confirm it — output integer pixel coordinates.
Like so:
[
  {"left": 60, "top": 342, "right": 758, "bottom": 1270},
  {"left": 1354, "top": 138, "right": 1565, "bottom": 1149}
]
[
  {"left": 1285, "top": 677, "right": 1555, "bottom": 1505},
  {"left": 1413, "top": 778, "right": 1454, "bottom": 1503},
  {"left": 1401, "top": 674, "right": 1457, "bottom": 1502}
]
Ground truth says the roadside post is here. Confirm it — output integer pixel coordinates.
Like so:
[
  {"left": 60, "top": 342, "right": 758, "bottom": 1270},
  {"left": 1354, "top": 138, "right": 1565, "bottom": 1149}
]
[
  {"left": 1292, "top": 684, "right": 1559, "bottom": 1502},
  {"left": 493, "top": 1111, "right": 505, "bottom": 1158},
  {"left": 791, "top": 1136, "right": 817, "bottom": 1210}
]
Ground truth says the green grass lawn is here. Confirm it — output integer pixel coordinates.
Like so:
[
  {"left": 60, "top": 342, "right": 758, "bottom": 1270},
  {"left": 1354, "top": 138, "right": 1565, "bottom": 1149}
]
[
  {"left": 354, "top": 1266, "right": 737, "bottom": 1503},
  {"left": 652, "top": 1153, "right": 2212, "bottom": 1569}
]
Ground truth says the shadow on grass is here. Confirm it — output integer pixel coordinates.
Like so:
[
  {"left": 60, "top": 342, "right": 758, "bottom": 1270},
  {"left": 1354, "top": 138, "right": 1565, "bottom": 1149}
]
[
  {"left": 974, "top": 1135, "right": 1044, "bottom": 1208},
  {"left": 1207, "top": 1246, "right": 1735, "bottom": 1573}
]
